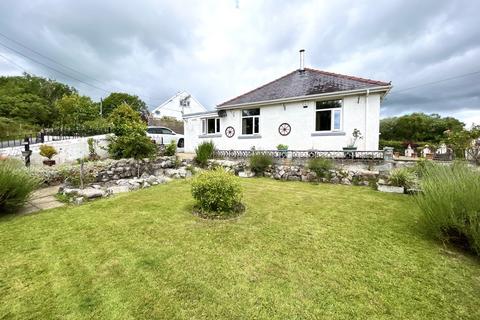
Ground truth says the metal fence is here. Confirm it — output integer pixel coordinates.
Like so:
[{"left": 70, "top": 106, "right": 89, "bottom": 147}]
[
  {"left": 0, "top": 127, "right": 111, "bottom": 149},
  {"left": 213, "top": 149, "right": 385, "bottom": 160}
]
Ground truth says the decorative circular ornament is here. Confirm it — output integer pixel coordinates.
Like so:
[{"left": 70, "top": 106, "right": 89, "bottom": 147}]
[
  {"left": 278, "top": 123, "right": 291, "bottom": 136},
  {"left": 225, "top": 126, "right": 235, "bottom": 138}
]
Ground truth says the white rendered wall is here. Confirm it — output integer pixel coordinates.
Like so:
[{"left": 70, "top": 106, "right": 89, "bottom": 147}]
[
  {"left": 0, "top": 135, "right": 109, "bottom": 166},
  {"left": 184, "top": 93, "right": 382, "bottom": 152},
  {"left": 152, "top": 92, "right": 207, "bottom": 120}
]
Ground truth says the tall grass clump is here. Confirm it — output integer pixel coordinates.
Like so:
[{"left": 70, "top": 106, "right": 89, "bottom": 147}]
[
  {"left": 195, "top": 141, "right": 215, "bottom": 167},
  {"left": 415, "top": 162, "right": 480, "bottom": 254},
  {"left": 388, "top": 168, "right": 416, "bottom": 189},
  {"left": 0, "top": 159, "right": 40, "bottom": 213},
  {"left": 249, "top": 153, "right": 273, "bottom": 175}
]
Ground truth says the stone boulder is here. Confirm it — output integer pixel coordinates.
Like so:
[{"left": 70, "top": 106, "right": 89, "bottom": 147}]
[
  {"left": 78, "top": 187, "right": 105, "bottom": 199},
  {"left": 238, "top": 170, "right": 255, "bottom": 178},
  {"left": 106, "top": 185, "right": 130, "bottom": 195}
]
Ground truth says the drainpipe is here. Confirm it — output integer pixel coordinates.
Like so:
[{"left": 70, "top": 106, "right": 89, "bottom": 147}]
[{"left": 365, "top": 89, "right": 369, "bottom": 150}]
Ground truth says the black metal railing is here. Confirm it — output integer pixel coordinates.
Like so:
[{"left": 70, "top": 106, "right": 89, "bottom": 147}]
[{"left": 214, "top": 149, "right": 385, "bottom": 160}]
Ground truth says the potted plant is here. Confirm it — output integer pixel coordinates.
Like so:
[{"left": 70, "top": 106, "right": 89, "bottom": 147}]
[
  {"left": 39, "top": 144, "right": 58, "bottom": 166},
  {"left": 343, "top": 129, "right": 362, "bottom": 159},
  {"left": 276, "top": 144, "right": 288, "bottom": 159}
]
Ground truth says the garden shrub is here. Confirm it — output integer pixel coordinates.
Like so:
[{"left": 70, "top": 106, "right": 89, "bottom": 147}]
[
  {"left": 415, "top": 162, "right": 480, "bottom": 255},
  {"left": 107, "top": 103, "right": 156, "bottom": 160},
  {"left": 164, "top": 140, "right": 177, "bottom": 156},
  {"left": 388, "top": 168, "right": 416, "bottom": 189},
  {"left": 276, "top": 144, "right": 288, "bottom": 150},
  {"left": 108, "top": 133, "right": 156, "bottom": 160},
  {"left": 195, "top": 141, "right": 215, "bottom": 167},
  {"left": 248, "top": 153, "right": 273, "bottom": 175},
  {"left": 39, "top": 144, "right": 58, "bottom": 160},
  {"left": 308, "top": 158, "right": 334, "bottom": 181},
  {"left": 191, "top": 168, "right": 243, "bottom": 219},
  {"left": 87, "top": 137, "right": 100, "bottom": 161},
  {"left": 0, "top": 159, "right": 39, "bottom": 213}
]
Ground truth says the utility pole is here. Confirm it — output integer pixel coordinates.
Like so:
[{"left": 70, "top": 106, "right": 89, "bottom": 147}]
[{"left": 100, "top": 98, "right": 103, "bottom": 117}]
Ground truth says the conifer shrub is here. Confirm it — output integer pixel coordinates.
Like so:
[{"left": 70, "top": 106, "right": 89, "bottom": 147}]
[{"left": 194, "top": 141, "right": 215, "bottom": 168}]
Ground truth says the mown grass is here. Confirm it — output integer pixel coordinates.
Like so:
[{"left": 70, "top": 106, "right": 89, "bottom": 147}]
[{"left": 0, "top": 179, "right": 479, "bottom": 319}]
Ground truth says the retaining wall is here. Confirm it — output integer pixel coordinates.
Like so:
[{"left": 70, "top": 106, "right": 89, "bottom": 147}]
[{"left": 0, "top": 135, "right": 109, "bottom": 166}]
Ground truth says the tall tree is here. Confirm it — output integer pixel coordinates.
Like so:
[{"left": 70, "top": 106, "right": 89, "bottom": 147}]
[
  {"left": 55, "top": 93, "right": 98, "bottom": 127},
  {"left": 0, "top": 73, "right": 75, "bottom": 126},
  {"left": 101, "top": 92, "right": 149, "bottom": 120},
  {"left": 380, "top": 113, "right": 465, "bottom": 143}
]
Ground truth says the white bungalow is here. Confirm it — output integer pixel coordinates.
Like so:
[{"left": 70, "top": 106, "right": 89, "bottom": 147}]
[
  {"left": 183, "top": 52, "right": 391, "bottom": 153},
  {"left": 151, "top": 91, "right": 207, "bottom": 121}
]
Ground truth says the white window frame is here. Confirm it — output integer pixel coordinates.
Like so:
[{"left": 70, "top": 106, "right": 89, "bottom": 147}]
[
  {"left": 314, "top": 99, "right": 342, "bottom": 132},
  {"left": 202, "top": 117, "right": 220, "bottom": 134},
  {"left": 241, "top": 108, "right": 260, "bottom": 135}
]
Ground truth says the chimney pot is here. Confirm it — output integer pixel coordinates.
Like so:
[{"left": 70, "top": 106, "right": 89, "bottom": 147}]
[{"left": 299, "top": 49, "right": 305, "bottom": 71}]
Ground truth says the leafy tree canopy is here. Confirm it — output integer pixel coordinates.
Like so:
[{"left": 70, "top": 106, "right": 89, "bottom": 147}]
[
  {"left": 380, "top": 113, "right": 465, "bottom": 143},
  {"left": 55, "top": 93, "right": 98, "bottom": 127},
  {"left": 0, "top": 73, "right": 75, "bottom": 126},
  {"left": 102, "top": 92, "right": 149, "bottom": 119},
  {"left": 108, "top": 102, "right": 144, "bottom": 136}
]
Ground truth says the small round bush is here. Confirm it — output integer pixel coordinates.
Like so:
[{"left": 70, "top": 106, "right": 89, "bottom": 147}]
[
  {"left": 191, "top": 168, "right": 243, "bottom": 219},
  {"left": 0, "top": 159, "right": 40, "bottom": 213}
]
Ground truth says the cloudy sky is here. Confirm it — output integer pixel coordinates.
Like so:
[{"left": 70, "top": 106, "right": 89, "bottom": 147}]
[{"left": 0, "top": 0, "right": 479, "bottom": 125}]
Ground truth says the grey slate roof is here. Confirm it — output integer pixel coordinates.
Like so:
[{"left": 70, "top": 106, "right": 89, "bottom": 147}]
[{"left": 218, "top": 68, "right": 390, "bottom": 107}]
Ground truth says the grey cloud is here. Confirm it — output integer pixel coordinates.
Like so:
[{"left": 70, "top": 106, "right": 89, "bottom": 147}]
[{"left": 0, "top": 0, "right": 479, "bottom": 122}]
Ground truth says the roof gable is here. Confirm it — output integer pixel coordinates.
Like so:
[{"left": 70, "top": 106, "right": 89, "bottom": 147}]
[{"left": 218, "top": 68, "right": 390, "bottom": 108}]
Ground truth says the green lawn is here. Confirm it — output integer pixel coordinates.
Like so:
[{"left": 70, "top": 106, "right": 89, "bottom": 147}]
[{"left": 1, "top": 179, "right": 479, "bottom": 319}]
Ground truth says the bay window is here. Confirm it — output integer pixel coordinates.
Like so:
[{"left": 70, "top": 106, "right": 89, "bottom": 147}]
[
  {"left": 315, "top": 100, "right": 342, "bottom": 131},
  {"left": 242, "top": 108, "right": 260, "bottom": 135}
]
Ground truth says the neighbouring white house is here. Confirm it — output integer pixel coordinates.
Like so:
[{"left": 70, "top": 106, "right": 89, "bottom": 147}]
[
  {"left": 151, "top": 91, "right": 207, "bottom": 120},
  {"left": 183, "top": 51, "right": 391, "bottom": 153}
]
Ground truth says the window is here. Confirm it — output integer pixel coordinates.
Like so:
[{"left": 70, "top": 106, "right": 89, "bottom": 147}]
[
  {"left": 161, "top": 128, "right": 174, "bottom": 134},
  {"left": 202, "top": 117, "right": 220, "bottom": 134},
  {"left": 147, "top": 127, "right": 161, "bottom": 134},
  {"left": 147, "top": 127, "right": 173, "bottom": 134},
  {"left": 315, "top": 100, "right": 342, "bottom": 131},
  {"left": 242, "top": 108, "right": 260, "bottom": 135}
]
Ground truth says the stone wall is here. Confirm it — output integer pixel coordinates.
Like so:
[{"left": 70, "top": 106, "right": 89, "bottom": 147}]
[
  {"left": 208, "top": 159, "right": 386, "bottom": 186},
  {"left": 31, "top": 156, "right": 193, "bottom": 187},
  {"left": 96, "top": 156, "right": 192, "bottom": 182}
]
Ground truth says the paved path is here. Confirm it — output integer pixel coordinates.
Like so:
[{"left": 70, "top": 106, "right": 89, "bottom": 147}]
[{"left": 19, "top": 185, "right": 64, "bottom": 214}]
